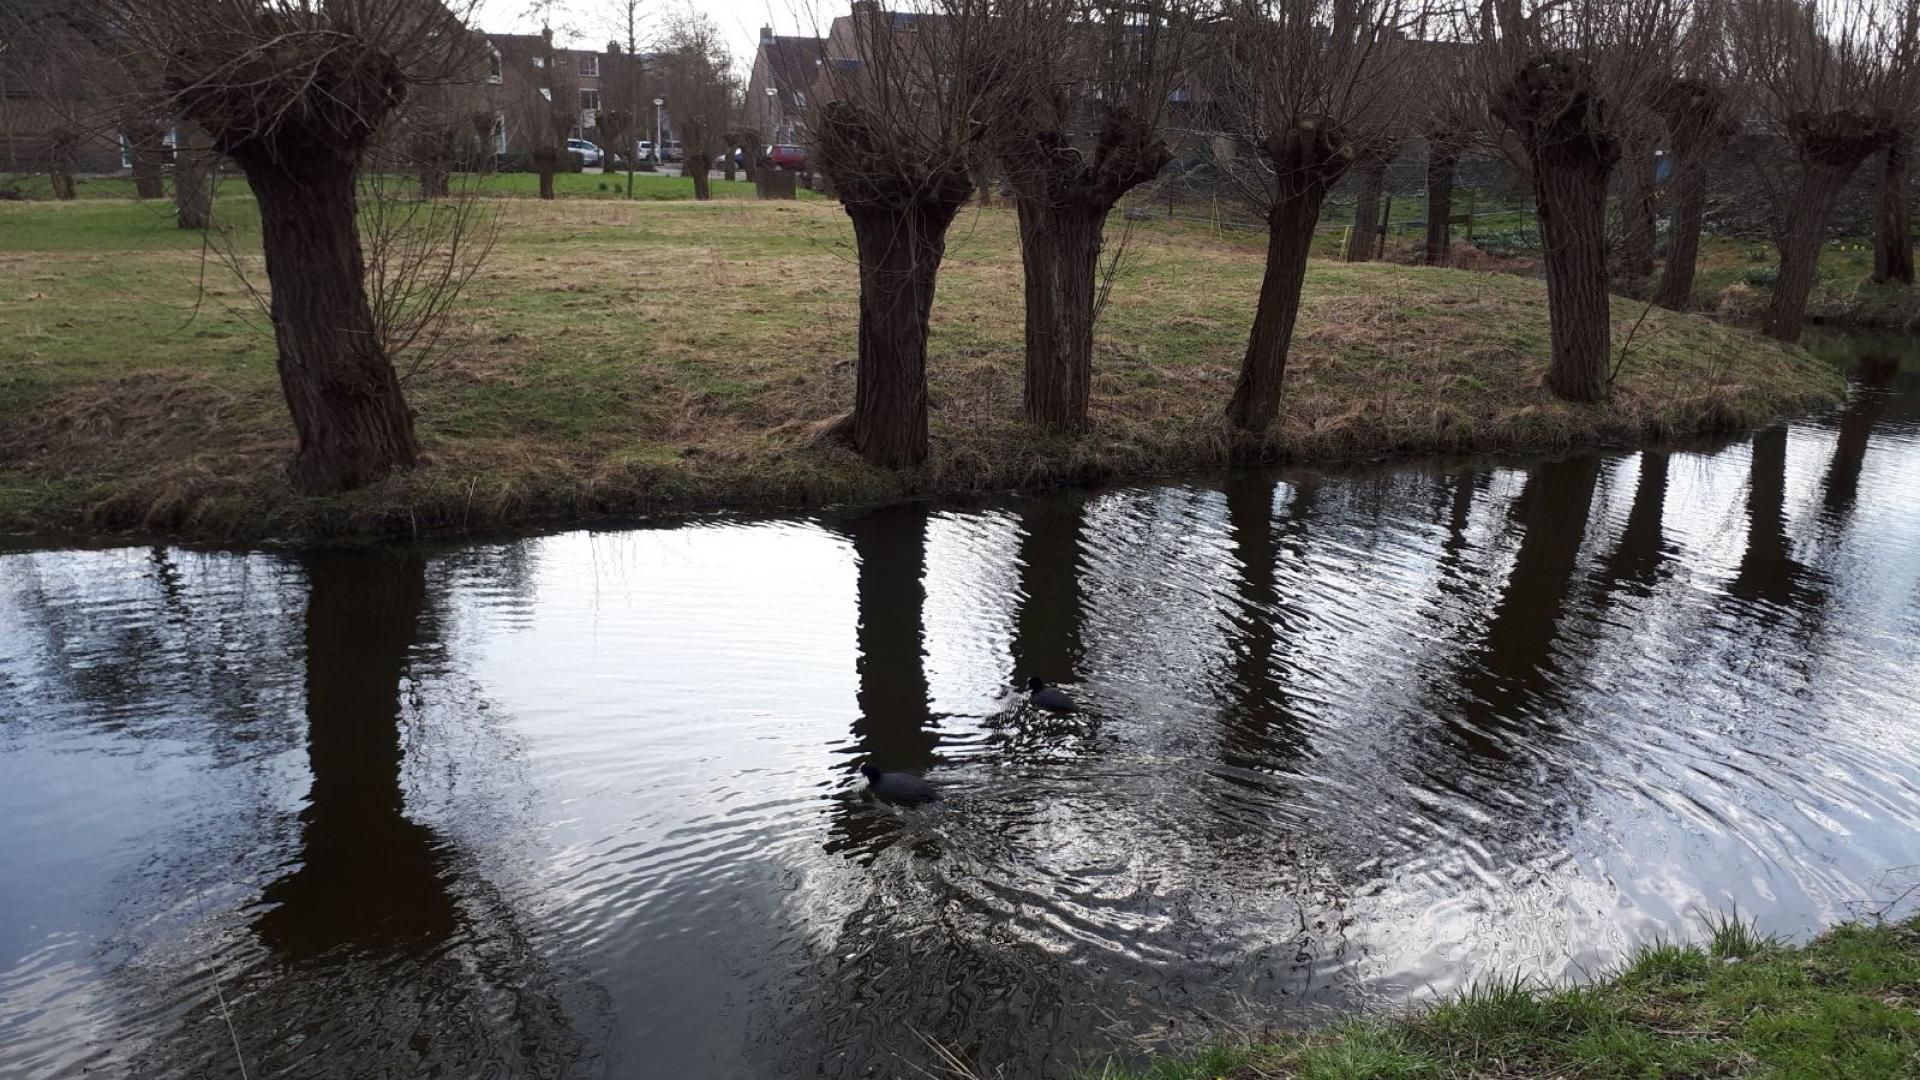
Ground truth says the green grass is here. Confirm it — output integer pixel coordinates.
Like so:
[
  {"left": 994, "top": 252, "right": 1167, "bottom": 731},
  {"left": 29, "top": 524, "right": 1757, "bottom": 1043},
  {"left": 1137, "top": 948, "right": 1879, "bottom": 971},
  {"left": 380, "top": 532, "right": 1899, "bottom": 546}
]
[
  {"left": 1, "top": 168, "right": 810, "bottom": 203},
  {"left": 1691, "top": 235, "right": 1920, "bottom": 331},
  {"left": 0, "top": 196, "right": 1844, "bottom": 543},
  {"left": 1086, "top": 914, "right": 1920, "bottom": 1080}
]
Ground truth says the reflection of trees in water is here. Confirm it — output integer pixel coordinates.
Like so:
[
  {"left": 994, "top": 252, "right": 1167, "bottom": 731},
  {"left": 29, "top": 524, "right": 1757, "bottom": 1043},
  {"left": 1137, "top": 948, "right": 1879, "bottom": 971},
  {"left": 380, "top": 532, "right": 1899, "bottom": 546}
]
[
  {"left": 823, "top": 508, "right": 940, "bottom": 864},
  {"left": 1589, "top": 452, "right": 1674, "bottom": 601},
  {"left": 1728, "top": 427, "right": 1822, "bottom": 622},
  {"left": 1213, "top": 474, "right": 1317, "bottom": 775},
  {"left": 1009, "top": 496, "right": 1088, "bottom": 689},
  {"left": 0, "top": 548, "right": 304, "bottom": 756},
  {"left": 132, "top": 550, "right": 605, "bottom": 1079},
  {"left": 1822, "top": 351, "right": 1901, "bottom": 525},
  {"left": 1442, "top": 456, "right": 1604, "bottom": 759}
]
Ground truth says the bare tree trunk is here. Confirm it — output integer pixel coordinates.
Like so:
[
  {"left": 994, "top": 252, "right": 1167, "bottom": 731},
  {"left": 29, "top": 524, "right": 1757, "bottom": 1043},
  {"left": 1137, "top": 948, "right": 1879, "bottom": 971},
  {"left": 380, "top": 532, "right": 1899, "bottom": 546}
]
[
  {"left": 174, "top": 126, "right": 213, "bottom": 230},
  {"left": 1767, "top": 156, "right": 1869, "bottom": 342},
  {"left": 129, "top": 127, "right": 167, "bottom": 200},
  {"left": 1425, "top": 139, "right": 1458, "bottom": 265},
  {"left": 1345, "top": 157, "right": 1386, "bottom": 263},
  {"left": 1227, "top": 190, "right": 1326, "bottom": 433},
  {"left": 1653, "top": 151, "right": 1708, "bottom": 310},
  {"left": 49, "top": 171, "right": 76, "bottom": 200},
  {"left": 419, "top": 163, "right": 449, "bottom": 199},
  {"left": 1874, "top": 129, "right": 1913, "bottom": 287},
  {"left": 1533, "top": 156, "right": 1613, "bottom": 402},
  {"left": 243, "top": 158, "right": 419, "bottom": 493},
  {"left": 1012, "top": 195, "right": 1106, "bottom": 430},
  {"left": 844, "top": 197, "right": 965, "bottom": 467},
  {"left": 723, "top": 153, "right": 736, "bottom": 182},
  {"left": 533, "top": 147, "right": 558, "bottom": 200},
  {"left": 1618, "top": 136, "right": 1657, "bottom": 282},
  {"left": 689, "top": 153, "right": 712, "bottom": 200}
]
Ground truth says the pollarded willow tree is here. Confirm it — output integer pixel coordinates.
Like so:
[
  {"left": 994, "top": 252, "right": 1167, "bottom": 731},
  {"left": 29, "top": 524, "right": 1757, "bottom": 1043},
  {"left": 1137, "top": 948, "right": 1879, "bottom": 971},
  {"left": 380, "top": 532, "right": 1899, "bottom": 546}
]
[
  {"left": 657, "top": 11, "right": 736, "bottom": 202},
  {"left": 1729, "top": 0, "right": 1920, "bottom": 341},
  {"left": 105, "top": 0, "right": 489, "bottom": 493},
  {"left": 977, "top": 0, "right": 1193, "bottom": 431},
  {"left": 1650, "top": 3, "right": 1741, "bottom": 310},
  {"left": 1471, "top": 0, "right": 1687, "bottom": 402},
  {"left": 1208, "top": 0, "right": 1414, "bottom": 435},
  {"left": 808, "top": 0, "right": 998, "bottom": 468}
]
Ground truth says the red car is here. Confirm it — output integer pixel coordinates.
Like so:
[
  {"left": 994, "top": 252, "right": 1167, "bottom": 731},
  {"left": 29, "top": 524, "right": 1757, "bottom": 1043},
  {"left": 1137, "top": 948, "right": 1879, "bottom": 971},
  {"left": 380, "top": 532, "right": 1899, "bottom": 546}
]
[{"left": 767, "top": 144, "right": 809, "bottom": 170}]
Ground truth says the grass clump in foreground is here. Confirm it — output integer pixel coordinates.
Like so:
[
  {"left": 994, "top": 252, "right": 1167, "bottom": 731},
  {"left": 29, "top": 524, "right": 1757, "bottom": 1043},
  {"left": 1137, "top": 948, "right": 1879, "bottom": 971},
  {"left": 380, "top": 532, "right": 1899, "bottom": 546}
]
[
  {"left": 0, "top": 197, "right": 1844, "bottom": 543},
  {"left": 1093, "top": 914, "right": 1920, "bottom": 1079}
]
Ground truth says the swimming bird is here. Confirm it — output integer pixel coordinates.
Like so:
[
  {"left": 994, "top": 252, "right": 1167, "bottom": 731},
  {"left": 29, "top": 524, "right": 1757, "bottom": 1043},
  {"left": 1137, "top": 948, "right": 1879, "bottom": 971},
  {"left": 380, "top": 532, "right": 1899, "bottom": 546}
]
[
  {"left": 1025, "top": 676, "right": 1079, "bottom": 714},
  {"left": 859, "top": 764, "right": 940, "bottom": 805}
]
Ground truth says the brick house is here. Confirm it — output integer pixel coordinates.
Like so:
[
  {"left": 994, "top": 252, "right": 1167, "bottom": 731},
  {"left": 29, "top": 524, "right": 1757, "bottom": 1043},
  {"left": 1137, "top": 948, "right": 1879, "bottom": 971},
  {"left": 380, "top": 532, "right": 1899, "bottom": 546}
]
[{"left": 745, "top": 27, "right": 826, "bottom": 146}]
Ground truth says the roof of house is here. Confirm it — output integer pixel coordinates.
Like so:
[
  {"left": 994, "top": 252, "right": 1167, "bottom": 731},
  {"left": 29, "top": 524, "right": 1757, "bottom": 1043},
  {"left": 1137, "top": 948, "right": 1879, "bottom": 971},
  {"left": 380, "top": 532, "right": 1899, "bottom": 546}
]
[{"left": 760, "top": 34, "right": 828, "bottom": 106}]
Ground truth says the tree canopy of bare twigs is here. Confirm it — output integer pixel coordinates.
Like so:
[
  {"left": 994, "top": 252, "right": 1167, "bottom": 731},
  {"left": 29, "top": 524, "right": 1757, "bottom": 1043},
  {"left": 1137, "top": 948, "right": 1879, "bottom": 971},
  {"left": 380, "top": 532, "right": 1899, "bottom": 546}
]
[{"left": 1206, "top": 0, "right": 1415, "bottom": 434}]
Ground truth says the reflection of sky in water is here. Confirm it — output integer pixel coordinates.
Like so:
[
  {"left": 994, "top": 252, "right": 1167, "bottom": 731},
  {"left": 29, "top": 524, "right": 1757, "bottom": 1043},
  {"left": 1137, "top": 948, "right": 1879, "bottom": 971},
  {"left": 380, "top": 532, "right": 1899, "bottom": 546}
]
[{"left": 3, "top": 355, "right": 1919, "bottom": 1078}]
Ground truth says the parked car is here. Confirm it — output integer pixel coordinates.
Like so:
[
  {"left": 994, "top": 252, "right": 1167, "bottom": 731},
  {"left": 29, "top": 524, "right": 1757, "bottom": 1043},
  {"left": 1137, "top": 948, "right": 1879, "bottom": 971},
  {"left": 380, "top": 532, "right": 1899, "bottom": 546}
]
[
  {"left": 659, "top": 140, "right": 683, "bottom": 163},
  {"left": 634, "top": 140, "right": 656, "bottom": 163},
  {"left": 767, "top": 144, "right": 808, "bottom": 170},
  {"left": 565, "top": 138, "right": 602, "bottom": 167}
]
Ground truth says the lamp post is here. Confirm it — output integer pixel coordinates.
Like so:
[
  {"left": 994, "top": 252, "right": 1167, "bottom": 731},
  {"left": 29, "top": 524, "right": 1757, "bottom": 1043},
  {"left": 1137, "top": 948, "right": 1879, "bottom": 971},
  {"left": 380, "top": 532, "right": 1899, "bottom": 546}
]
[
  {"left": 652, "top": 97, "right": 663, "bottom": 169},
  {"left": 766, "top": 85, "right": 778, "bottom": 147}
]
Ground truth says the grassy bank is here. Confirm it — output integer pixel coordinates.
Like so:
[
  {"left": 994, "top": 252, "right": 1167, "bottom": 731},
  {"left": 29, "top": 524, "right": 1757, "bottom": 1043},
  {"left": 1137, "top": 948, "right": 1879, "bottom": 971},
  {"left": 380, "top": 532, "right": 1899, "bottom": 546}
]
[
  {"left": 1692, "top": 236, "right": 1920, "bottom": 331},
  {"left": 1096, "top": 914, "right": 1920, "bottom": 1079},
  {"left": 0, "top": 196, "right": 1843, "bottom": 544}
]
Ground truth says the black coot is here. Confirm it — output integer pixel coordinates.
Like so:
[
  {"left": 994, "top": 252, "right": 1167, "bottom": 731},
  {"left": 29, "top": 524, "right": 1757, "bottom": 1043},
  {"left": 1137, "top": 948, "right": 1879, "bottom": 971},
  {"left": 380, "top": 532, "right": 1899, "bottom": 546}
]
[
  {"left": 859, "top": 764, "right": 940, "bottom": 805},
  {"left": 1025, "top": 676, "right": 1078, "bottom": 714}
]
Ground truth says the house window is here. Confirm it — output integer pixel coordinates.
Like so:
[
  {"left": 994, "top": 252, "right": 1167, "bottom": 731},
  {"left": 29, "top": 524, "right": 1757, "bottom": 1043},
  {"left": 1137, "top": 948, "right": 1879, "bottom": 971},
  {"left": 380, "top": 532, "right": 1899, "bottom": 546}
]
[
  {"left": 792, "top": 91, "right": 807, "bottom": 108},
  {"left": 581, "top": 109, "right": 596, "bottom": 131},
  {"left": 578, "top": 54, "right": 599, "bottom": 78},
  {"left": 533, "top": 55, "right": 546, "bottom": 69},
  {"left": 580, "top": 89, "right": 600, "bottom": 111},
  {"left": 494, "top": 112, "right": 508, "bottom": 154},
  {"left": 539, "top": 86, "right": 552, "bottom": 101},
  {"left": 487, "top": 45, "right": 503, "bottom": 83}
]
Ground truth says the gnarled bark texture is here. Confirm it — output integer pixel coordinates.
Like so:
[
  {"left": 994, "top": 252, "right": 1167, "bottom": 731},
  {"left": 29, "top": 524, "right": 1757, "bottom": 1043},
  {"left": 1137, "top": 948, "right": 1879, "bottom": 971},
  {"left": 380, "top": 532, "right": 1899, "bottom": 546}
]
[
  {"left": 1227, "top": 122, "right": 1350, "bottom": 434},
  {"left": 1767, "top": 111, "right": 1889, "bottom": 342},
  {"left": 1874, "top": 129, "right": 1913, "bottom": 287},
  {"left": 170, "top": 34, "right": 419, "bottom": 493},
  {"left": 1425, "top": 136, "right": 1459, "bottom": 266},
  {"left": 1344, "top": 153, "right": 1387, "bottom": 263},
  {"left": 1494, "top": 53, "right": 1619, "bottom": 403},
  {"left": 817, "top": 102, "right": 972, "bottom": 468},
  {"left": 997, "top": 109, "right": 1169, "bottom": 431}
]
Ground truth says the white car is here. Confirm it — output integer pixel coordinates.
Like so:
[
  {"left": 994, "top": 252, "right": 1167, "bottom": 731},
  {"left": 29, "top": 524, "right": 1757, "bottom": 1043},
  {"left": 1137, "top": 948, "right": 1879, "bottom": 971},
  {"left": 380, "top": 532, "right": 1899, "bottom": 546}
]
[
  {"left": 566, "top": 138, "right": 602, "bottom": 167},
  {"left": 634, "top": 140, "right": 655, "bottom": 162}
]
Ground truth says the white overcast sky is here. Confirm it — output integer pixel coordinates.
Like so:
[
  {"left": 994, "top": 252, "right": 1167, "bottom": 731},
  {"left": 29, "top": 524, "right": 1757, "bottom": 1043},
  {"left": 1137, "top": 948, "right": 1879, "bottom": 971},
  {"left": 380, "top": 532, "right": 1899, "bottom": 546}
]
[{"left": 470, "top": 0, "right": 844, "bottom": 76}]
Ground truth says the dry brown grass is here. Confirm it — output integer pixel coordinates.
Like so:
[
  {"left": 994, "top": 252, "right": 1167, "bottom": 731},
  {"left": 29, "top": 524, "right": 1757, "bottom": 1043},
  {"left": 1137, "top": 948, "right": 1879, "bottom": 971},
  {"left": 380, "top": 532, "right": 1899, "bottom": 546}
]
[{"left": 0, "top": 197, "right": 1844, "bottom": 543}]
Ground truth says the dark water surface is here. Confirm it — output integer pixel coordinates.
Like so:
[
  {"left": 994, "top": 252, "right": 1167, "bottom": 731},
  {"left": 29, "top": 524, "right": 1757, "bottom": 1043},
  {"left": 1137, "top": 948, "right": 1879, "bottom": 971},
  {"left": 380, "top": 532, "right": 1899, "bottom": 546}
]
[{"left": 4, "top": 336, "right": 1919, "bottom": 1079}]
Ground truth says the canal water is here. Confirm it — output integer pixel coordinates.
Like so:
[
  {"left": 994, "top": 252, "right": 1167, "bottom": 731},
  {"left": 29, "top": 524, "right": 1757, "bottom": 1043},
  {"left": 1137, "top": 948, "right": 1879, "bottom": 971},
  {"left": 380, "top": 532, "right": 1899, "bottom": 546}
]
[{"left": 2, "top": 336, "right": 1917, "bottom": 1078}]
